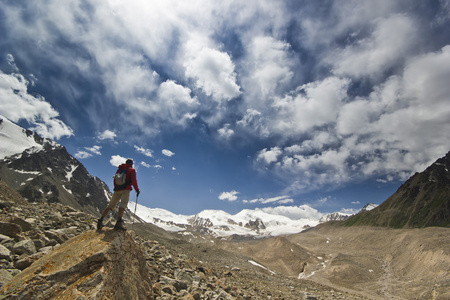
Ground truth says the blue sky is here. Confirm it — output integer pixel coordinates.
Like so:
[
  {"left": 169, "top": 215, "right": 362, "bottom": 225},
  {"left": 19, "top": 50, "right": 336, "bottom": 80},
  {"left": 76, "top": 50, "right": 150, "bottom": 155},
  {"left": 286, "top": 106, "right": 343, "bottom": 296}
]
[{"left": 1, "top": 1, "right": 450, "bottom": 217}]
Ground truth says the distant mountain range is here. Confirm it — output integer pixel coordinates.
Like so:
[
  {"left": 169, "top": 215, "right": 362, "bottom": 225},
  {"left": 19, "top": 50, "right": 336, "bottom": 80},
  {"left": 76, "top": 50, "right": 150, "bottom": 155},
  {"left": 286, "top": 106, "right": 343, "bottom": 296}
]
[
  {"left": 344, "top": 151, "right": 450, "bottom": 228},
  {"left": 127, "top": 203, "right": 323, "bottom": 238}
]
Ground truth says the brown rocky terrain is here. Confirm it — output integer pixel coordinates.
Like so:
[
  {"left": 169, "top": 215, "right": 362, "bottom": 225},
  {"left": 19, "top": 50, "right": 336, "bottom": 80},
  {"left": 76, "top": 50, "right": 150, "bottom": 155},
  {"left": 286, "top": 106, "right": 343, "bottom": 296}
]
[{"left": 1, "top": 177, "right": 449, "bottom": 299}]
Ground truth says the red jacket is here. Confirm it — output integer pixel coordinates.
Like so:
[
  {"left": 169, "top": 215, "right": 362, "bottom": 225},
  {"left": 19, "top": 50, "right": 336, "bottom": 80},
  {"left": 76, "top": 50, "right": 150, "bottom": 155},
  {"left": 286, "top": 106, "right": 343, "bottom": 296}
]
[{"left": 114, "top": 163, "right": 139, "bottom": 192}]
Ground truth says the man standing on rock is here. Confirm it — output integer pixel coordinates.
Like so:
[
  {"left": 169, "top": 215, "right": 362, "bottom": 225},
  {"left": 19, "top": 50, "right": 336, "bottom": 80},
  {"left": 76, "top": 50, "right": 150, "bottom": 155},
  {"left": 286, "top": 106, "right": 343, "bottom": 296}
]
[{"left": 97, "top": 159, "right": 140, "bottom": 231}]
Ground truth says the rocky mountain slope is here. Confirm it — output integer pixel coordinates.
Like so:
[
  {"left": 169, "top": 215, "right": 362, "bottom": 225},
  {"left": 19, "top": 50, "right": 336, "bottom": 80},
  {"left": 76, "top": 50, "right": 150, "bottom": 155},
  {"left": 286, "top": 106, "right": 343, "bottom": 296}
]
[
  {"left": 0, "top": 180, "right": 366, "bottom": 299},
  {"left": 0, "top": 116, "right": 110, "bottom": 217},
  {"left": 344, "top": 151, "right": 450, "bottom": 228}
]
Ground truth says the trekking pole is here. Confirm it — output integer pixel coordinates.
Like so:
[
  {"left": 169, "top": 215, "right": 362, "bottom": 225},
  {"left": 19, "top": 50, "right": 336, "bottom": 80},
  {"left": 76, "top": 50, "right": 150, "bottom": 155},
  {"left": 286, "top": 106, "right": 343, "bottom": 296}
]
[{"left": 132, "top": 193, "right": 139, "bottom": 231}]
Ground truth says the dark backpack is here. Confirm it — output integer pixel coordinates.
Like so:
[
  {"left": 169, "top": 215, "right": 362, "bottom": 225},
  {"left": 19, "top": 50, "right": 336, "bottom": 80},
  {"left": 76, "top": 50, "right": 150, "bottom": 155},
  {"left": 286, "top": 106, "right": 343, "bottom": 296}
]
[{"left": 114, "top": 167, "right": 130, "bottom": 190}]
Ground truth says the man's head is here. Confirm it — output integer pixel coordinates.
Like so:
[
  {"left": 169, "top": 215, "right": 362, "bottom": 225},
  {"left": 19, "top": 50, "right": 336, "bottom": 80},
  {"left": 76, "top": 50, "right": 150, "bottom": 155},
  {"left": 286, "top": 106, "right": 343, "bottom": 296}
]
[{"left": 126, "top": 159, "right": 134, "bottom": 166}]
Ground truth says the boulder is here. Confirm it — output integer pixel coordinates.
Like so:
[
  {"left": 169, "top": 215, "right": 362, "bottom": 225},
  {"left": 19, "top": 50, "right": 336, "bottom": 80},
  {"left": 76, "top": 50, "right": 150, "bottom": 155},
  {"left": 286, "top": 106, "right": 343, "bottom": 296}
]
[
  {"left": 159, "top": 275, "right": 188, "bottom": 292},
  {"left": 0, "top": 222, "right": 21, "bottom": 238},
  {"left": 10, "top": 217, "right": 33, "bottom": 232},
  {"left": 13, "top": 239, "right": 37, "bottom": 256},
  {"left": 0, "top": 230, "right": 153, "bottom": 299},
  {"left": 0, "top": 234, "right": 12, "bottom": 243},
  {"left": 0, "top": 201, "right": 13, "bottom": 210},
  {"left": 0, "top": 244, "right": 11, "bottom": 261},
  {"left": 175, "top": 268, "right": 194, "bottom": 285},
  {"left": 13, "top": 239, "right": 36, "bottom": 255}
]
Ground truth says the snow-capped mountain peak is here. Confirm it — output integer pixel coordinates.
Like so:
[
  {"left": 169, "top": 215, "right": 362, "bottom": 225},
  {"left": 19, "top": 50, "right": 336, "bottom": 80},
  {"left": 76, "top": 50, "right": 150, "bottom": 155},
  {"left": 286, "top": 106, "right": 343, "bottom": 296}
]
[
  {"left": 0, "top": 115, "right": 44, "bottom": 160},
  {"left": 319, "top": 212, "right": 352, "bottom": 223},
  {"left": 128, "top": 201, "right": 320, "bottom": 238},
  {"left": 361, "top": 203, "right": 378, "bottom": 212}
]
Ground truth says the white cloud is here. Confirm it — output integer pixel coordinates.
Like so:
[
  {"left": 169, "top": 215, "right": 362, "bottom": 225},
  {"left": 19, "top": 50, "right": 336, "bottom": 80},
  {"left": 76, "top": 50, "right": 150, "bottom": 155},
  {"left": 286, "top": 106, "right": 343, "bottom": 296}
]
[
  {"left": 260, "top": 205, "right": 323, "bottom": 220},
  {"left": 218, "top": 190, "right": 239, "bottom": 202},
  {"left": 156, "top": 80, "right": 199, "bottom": 127},
  {"left": 329, "top": 14, "right": 418, "bottom": 78},
  {"left": 110, "top": 155, "right": 127, "bottom": 167},
  {"left": 29, "top": 119, "right": 74, "bottom": 141},
  {"left": 236, "top": 109, "right": 270, "bottom": 138},
  {"left": 98, "top": 130, "right": 117, "bottom": 141},
  {"left": 256, "top": 147, "right": 282, "bottom": 165},
  {"left": 6, "top": 53, "right": 19, "bottom": 72},
  {"left": 162, "top": 149, "right": 175, "bottom": 157},
  {"left": 141, "top": 161, "right": 151, "bottom": 168},
  {"left": 0, "top": 70, "right": 73, "bottom": 140},
  {"left": 134, "top": 145, "right": 153, "bottom": 157},
  {"left": 243, "top": 195, "right": 294, "bottom": 205},
  {"left": 271, "top": 77, "right": 351, "bottom": 134},
  {"left": 340, "top": 208, "right": 359, "bottom": 215},
  {"left": 140, "top": 161, "right": 163, "bottom": 169},
  {"left": 74, "top": 151, "right": 92, "bottom": 159},
  {"left": 184, "top": 43, "right": 241, "bottom": 102},
  {"left": 217, "top": 124, "right": 234, "bottom": 139},
  {"left": 243, "top": 36, "right": 296, "bottom": 99},
  {"left": 75, "top": 145, "right": 101, "bottom": 159},
  {"left": 86, "top": 145, "right": 102, "bottom": 155},
  {"left": 254, "top": 49, "right": 450, "bottom": 193}
]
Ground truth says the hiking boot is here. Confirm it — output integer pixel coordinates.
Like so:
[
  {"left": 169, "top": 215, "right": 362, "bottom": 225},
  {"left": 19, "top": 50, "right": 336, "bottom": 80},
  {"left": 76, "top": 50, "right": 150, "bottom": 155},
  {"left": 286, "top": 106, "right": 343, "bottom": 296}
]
[
  {"left": 114, "top": 218, "right": 126, "bottom": 231},
  {"left": 97, "top": 218, "right": 104, "bottom": 230}
]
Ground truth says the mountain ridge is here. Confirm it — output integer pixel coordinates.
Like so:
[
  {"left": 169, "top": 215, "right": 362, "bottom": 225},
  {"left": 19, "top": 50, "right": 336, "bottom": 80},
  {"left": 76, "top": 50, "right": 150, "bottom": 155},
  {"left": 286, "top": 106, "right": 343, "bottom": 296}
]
[
  {"left": 0, "top": 115, "right": 111, "bottom": 217},
  {"left": 344, "top": 151, "right": 450, "bottom": 228}
]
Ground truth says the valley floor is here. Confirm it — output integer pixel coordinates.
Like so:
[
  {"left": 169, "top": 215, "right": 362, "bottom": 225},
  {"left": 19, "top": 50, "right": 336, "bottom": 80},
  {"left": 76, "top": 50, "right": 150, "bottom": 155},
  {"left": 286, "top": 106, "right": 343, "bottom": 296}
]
[{"left": 269, "top": 225, "right": 450, "bottom": 299}]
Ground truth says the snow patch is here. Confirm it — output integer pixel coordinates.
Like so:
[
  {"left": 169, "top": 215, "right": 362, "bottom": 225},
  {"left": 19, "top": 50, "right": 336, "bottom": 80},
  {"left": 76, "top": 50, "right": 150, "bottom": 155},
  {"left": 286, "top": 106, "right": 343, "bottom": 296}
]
[
  {"left": 103, "top": 188, "right": 111, "bottom": 202},
  {"left": 248, "top": 260, "right": 276, "bottom": 275},
  {"left": 62, "top": 185, "right": 73, "bottom": 194},
  {"left": 65, "top": 164, "right": 78, "bottom": 182},
  {"left": 13, "top": 169, "right": 41, "bottom": 175}
]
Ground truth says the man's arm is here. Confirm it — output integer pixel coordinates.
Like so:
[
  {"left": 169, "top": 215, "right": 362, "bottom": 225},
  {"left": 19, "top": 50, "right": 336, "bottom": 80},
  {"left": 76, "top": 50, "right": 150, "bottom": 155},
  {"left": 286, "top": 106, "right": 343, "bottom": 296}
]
[{"left": 130, "top": 169, "right": 140, "bottom": 195}]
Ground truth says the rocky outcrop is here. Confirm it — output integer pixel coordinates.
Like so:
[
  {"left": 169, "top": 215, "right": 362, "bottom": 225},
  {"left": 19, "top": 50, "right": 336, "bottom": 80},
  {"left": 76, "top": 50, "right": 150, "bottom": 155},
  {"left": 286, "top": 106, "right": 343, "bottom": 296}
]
[
  {"left": 0, "top": 180, "right": 100, "bottom": 288},
  {"left": 244, "top": 218, "right": 266, "bottom": 231},
  {"left": 1, "top": 230, "right": 153, "bottom": 299},
  {"left": 188, "top": 215, "right": 214, "bottom": 228}
]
